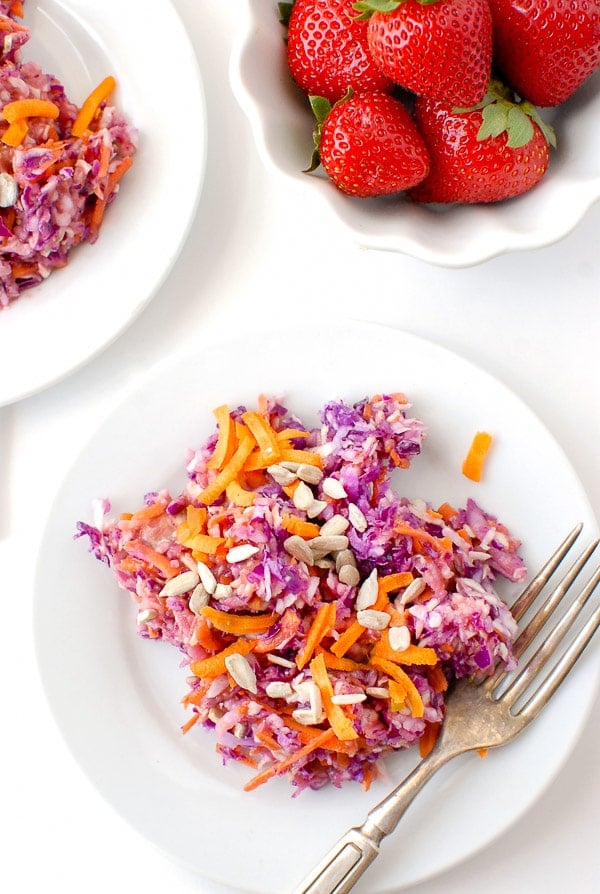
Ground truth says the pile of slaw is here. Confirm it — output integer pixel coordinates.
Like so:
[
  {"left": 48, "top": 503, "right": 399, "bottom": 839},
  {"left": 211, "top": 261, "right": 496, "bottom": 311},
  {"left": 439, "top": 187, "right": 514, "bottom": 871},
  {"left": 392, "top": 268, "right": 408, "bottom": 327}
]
[
  {"left": 0, "top": 1, "right": 137, "bottom": 307},
  {"left": 77, "top": 393, "right": 526, "bottom": 793}
]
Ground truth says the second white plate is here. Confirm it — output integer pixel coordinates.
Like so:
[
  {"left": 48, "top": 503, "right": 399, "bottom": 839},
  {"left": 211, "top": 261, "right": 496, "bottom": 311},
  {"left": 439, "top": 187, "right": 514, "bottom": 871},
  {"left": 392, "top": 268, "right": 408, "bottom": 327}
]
[
  {"left": 34, "top": 321, "right": 599, "bottom": 893},
  {"left": 0, "top": 0, "right": 206, "bottom": 406}
]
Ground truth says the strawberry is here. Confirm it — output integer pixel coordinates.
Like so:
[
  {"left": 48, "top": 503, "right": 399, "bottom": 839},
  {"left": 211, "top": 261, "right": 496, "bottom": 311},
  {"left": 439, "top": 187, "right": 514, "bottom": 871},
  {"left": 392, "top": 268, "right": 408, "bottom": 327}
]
[
  {"left": 285, "top": 0, "right": 394, "bottom": 103},
  {"left": 408, "top": 81, "right": 556, "bottom": 203},
  {"left": 353, "top": 0, "right": 493, "bottom": 107},
  {"left": 488, "top": 0, "right": 600, "bottom": 107},
  {"left": 311, "top": 91, "right": 430, "bottom": 196}
]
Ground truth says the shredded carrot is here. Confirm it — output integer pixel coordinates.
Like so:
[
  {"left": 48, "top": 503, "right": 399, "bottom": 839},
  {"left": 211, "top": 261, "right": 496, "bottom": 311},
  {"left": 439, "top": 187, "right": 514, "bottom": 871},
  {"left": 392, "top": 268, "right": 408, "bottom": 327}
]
[
  {"left": 190, "top": 639, "right": 255, "bottom": 679},
  {"left": 315, "top": 648, "right": 369, "bottom": 672},
  {"left": 207, "top": 404, "right": 236, "bottom": 470},
  {"left": 427, "top": 663, "right": 449, "bottom": 693},
  {"left": 275, "top": 428, "right": 310, "bottom": 441},
  {"left": 129, "top": 502, "right": 166, "bottom": 524},
  {"left": 371, "top": 657, "right": 425, "bottom": 717},
  {"left": 394, "top": 524, "right": 452, "bottom": 555},
  {"left": 10, "top": 262, "right": 38, "bottom": 279},
  {"left": 330, "top": 618, "right": 365, "bottom": 658},
  {"left": 2, "top": 99, "right": 59, "bottom": 123},
  {"left": 253, "top": 608, "right": 301, "bottom": 653},
  {"left": 71, "top": 75, "right": 116, "bottom": 137},
  {"left": 183, "top": 532, "right": 225, "bottom": 555},
  {"left": 241, "top": 411, "right": 281, "bottom": 463},
  {"left": 89, "top": 155, "right": 134, "bottom": 236},
  {"left": 379, "top": 571, "right": 414, "bottom": 593},
  {"left": 243, "top": 448, "right": 280, "bottom": 472},
  {"left": 122, "top": 540, "right": 179, "bottom": 580},
  {"left": 193, "top": 617, "right": 225, "bottom": 652},
  {"left": 243, "top": 728, "right": 337, "bottom": 792},
  {"left": 462, "top": 431, "right": 493, "bottom": 482},
  {"left": 296, "top": 602, "right": 337, "bottom": 670},
  {"left": 254, "top": 727, "right": 282, "bottom": 753},
  {"left": 371, "top": 638, "right": 438, "bottom": 666},
  {"left": 295, "top": 726, "right": 360, "bottom": 755},
  {"left": 388, "top": 679, "right": 407, "bottom": 712},
  {"left": 279, "top": 447, "right": 323, "bottom": 468},
  {"left": 478, "top": 748, "right": 488, "bottom": 758},
  {"left": 437, "top": 502, "right": 458, "bottom": 522},
  {"left": 225, "top": 479, "right": 256, "bottom": 507},
  {"left": 1, "top": 118, "right": 28, "bottom": 146},
  {"left": 310, "top": 653, "right": 358, "bottom": 741},
  {"left": 361, "top": 762, "right": 377, "bottom": 791},
  {"left": 280, "top": 514, "right": 321, "bottom": 540},
  {"left": 419, "top": 721, "right": 442, "bottom": 758},
  {"left": 181, "top": 713, "right": 200, "bottom": 734},
  {"left": 200, "top": 606, "right": 277, "bottom": 636},
  {"left": 197, "top": 428, "right": 256, "bottom": 505}
]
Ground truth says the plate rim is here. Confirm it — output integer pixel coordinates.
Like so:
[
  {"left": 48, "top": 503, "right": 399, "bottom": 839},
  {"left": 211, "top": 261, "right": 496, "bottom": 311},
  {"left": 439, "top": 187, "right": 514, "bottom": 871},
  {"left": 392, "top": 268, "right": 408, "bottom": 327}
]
[{"left": 32, "top": 320, "right": 600, "bottom": 892}]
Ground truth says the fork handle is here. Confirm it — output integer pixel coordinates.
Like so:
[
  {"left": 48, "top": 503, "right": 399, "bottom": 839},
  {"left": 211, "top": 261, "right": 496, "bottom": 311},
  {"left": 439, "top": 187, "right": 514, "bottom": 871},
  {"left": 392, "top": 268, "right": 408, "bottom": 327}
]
[{"left": 292, "top": 747, "right": 453, "bottom": 894}]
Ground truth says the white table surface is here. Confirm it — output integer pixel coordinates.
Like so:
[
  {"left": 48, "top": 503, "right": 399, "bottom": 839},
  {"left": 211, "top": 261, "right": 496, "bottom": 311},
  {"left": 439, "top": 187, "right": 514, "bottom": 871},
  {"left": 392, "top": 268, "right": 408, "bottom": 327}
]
[{"left": 1, "top": 1, "right": 599, "bottom": 892}]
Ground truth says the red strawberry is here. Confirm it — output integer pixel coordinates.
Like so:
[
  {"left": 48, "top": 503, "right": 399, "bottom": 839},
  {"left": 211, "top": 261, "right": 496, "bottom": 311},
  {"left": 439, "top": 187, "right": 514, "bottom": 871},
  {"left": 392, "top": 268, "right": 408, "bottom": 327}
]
[
  {"left": 488, "top": 0, "right": 600, "bottom": 107},
  {"left": 285, "top": 0, "right": 394, "bottom": 103},
  {"left": 408, "top": 81, "right": 556, "bottom": 203},
  {"left": 354, "top": 0, "right": 493, "bottom": 107},
  {"left": 312, "top": 91, "right": 430, "bottom": 196}
]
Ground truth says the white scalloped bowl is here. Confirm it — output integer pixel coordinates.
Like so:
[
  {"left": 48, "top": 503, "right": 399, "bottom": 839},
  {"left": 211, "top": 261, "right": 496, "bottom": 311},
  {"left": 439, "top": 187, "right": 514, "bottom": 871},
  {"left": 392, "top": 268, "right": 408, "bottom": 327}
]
[{"left": 230, "top": 0, "right": 600, "bottom": 267}]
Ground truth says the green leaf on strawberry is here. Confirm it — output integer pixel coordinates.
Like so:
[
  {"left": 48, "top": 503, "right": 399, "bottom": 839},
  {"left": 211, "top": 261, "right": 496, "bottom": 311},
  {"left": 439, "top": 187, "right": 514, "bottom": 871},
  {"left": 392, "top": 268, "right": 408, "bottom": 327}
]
[
  {"left": 455, "top": 81, "right": 557, "bottom": 150},
  {"left": 278, "top": 2, "right": 295, "bottom": 25},
  {"left": 353, "top": 0, "right": 439, "bottom": 20}
]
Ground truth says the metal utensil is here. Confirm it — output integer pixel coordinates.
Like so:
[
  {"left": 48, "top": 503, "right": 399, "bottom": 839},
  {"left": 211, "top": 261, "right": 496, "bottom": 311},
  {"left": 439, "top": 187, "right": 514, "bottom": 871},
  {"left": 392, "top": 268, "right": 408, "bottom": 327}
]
[{"left": 292, "top": 524, "right": 600, "bottom": 894}]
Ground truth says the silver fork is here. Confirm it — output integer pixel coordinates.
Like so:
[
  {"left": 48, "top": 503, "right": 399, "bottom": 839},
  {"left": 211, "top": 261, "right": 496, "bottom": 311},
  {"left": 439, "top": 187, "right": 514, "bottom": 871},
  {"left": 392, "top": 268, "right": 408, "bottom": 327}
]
[{"left": 292, "top": 523, "right": 600, "bottom": 894}]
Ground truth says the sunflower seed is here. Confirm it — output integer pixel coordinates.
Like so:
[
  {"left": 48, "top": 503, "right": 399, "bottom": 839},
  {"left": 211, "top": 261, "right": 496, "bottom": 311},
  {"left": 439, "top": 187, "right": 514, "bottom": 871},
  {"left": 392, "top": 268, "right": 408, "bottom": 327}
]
[
  {"left": 0, "top": 172, "right": 17, "bottom": 207},
  {"left": 208, "top": 706, "right": 224, "bottom": 722},
  {"left": 284, "top": 535, "right": 314, "bottom": 565},
  {"left": 265, "top": 681, "right": 293, "bottom": 699},
  {"left": 291, "top": 708, "right": 320, "bottom": 726},
  {"left": 330, "top": 693, "right": 367, "bottom": 705},
  {"left": 397, "top": 577, "right": 426, "bottom": 606},
  {"left": 322, "top": 477, "right": 347, "bottom": 500},
  {"left": 307, "top": 499, "right": 328, "bottom": 518},
  {"left": 266, "top": 654, "right": 296, "bottom": 668},
  {"left": 309, "top": 534, "right": 349, "bottom": 554},
  {"left": 189, "top": 583, "right": 210, "bottom": 615},
  {"left": 226, "top": 543, "right": 259, "bottom": 563},
  {"left": 338, "top": 564, "right": 360, "bottom": 587},
  {"left": 355, "top": 568, "right": 379, "bottom": 610},
  {"left": 388, "top": 624, "right": 411, "bottom": 652},
  {"left": 319, "top": 514, "right": 349, "bottom": 537},
  {"left": 196, "top": 560, "right": 217, "bottom": 594},
  {"left": 224, "top": 652, "right": 257, "bottom": 693},
  {"left": 136, "top": 608, "right": 157, "bottom": 624},
  {"left": 315, "top": 556, "right": 336, "bottom": 569},
  {"left": 365, "top": 686, "right": 390, "bottom": 699},
  {"left": 296, "top": 463, "right": 323, "bottom": 485},
  {"left": 336, "top": 549, "right": 357, "bottom": 571},
  {"left": 293, "top": 481, "right": 315, "bottom": 511},
  {"left": 357, "top": 609, "right": 390, "bottom": 630},
  {"left": 280, "top": 460, "right": 300, "bottom": 472},
  {"left": 213, "top": 582, "right": 233, "bottom": 600},
  {"left": 267, "top": 463, "right": 297, "bottom": 486},
  {"left": 233, "top": 722, "right": 247, "bottom": 738},
  {"left": 159, "top": 570, "right": 199, "bottom": 597},
  {"left": 348, "top": 503, "right": 368, "bottom": 533}
]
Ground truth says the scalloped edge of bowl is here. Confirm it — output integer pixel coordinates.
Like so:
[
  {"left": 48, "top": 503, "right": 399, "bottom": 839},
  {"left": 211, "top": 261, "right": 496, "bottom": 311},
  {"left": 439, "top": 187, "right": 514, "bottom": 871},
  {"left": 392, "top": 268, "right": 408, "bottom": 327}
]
[{"left": 230, "top": 0, "right": 600, "bottom": 267}]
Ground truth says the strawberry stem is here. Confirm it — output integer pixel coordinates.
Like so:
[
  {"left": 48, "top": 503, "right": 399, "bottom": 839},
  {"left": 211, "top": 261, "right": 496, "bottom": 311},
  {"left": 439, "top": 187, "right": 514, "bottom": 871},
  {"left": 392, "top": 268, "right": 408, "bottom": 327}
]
[{"left": 454, "top": 80, "right": 557, "bottom": 150}]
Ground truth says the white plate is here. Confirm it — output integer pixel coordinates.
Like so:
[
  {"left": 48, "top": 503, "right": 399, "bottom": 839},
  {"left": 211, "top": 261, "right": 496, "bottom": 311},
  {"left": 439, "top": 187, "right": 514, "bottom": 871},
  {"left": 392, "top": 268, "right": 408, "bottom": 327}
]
[
  {"left": 34, "top": 321, "right": 599, "bottom": 893},
  {"left": 0, "top": 0, "right": 206, "bottom": 407}
]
